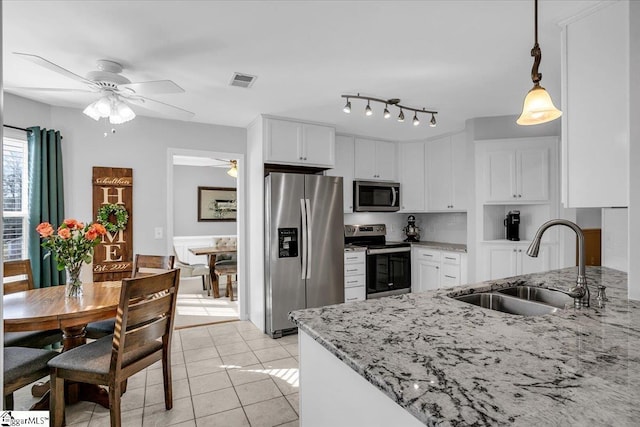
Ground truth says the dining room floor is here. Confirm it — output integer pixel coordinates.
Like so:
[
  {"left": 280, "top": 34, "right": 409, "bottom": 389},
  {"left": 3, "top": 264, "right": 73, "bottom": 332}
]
[
  {"left": 174, "top": 276, "right": 239, "bottom": 329},
  {"left": 14, "top": 321, "right": 300, "bottom": 427}
]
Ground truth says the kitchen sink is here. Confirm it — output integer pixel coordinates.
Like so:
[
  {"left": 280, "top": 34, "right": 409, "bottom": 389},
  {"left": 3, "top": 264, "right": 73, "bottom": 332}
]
[
  {"left": 496, "top": 286, "right": 574, "bottom": 309},
  {"left": 453, "top": 293, "right": 559, "bottom": 316}
]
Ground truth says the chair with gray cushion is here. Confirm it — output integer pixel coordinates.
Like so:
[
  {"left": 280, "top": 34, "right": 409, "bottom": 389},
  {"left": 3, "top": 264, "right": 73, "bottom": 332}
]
[
  {"left": 85, "top": 254, "right": 175, "bottom": 339},
  {"left": 173, "top": 245, "right": 211, "bottom": 293},
  {"left": 4, "top": 347, "right": 57, "bottom": 409},
  {"left": 4, "top": 260, "right": 62, "bottom": 348},
  {"left": 49, "top": 269, "right": 180, "bottom": 427}
]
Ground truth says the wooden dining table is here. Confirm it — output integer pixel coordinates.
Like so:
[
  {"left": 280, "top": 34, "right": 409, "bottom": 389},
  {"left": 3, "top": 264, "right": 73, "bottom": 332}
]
[
  {"left": 188, "top": 246, "right": 237, "bottom": 297},
  {"left": 4, "top": 280, "right": 122, "bottom": 409}
]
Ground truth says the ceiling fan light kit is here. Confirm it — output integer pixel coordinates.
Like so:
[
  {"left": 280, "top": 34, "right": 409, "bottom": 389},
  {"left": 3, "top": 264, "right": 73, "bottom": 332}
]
[
  {"left": 227, "top": 160, "right": 238, "bottom": 178},
  {"left": 516, "top": 0, "right": 562, "bottom": 126},
  {"left": 341, "top": 93, "right": 437, "bottom": 127},
  {"left": 83, "top": 93, "right": 136, "bottom": 124}
]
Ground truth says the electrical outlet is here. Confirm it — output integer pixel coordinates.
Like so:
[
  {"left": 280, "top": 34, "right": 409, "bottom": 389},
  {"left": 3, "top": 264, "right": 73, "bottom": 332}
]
[{"left": 154, "top": 227, "right": 163, "bottom": 239}]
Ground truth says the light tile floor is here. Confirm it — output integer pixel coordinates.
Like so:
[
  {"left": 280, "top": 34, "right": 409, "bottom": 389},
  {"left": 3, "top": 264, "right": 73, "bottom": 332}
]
[{"left": 14, "top": 321, "right": 300, "bottom": 427}]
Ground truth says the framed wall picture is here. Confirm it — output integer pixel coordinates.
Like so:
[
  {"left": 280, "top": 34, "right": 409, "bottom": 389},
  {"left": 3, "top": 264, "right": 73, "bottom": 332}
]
[{"left": 197, "top": 186, "right": 237, "bottom": 222}]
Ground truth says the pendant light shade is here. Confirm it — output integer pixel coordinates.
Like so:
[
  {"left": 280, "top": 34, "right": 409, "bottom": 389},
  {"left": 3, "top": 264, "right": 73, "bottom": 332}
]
[
  {"left": 516, "top": 84, "right": 562, "bottom": 125},
  {"left": 517, "top": 0, "right": 562, "bottom": 126},
  {"left": 227, "top": 160, "right": 238, "bottom": 178}
]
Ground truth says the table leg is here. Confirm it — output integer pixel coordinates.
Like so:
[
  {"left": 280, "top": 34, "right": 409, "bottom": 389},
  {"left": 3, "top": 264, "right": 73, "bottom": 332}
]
[
  {"left": 209, "top": 255, "right": 220, "bottom": 298},
  {"left": 30, "top": 325, "right": 113, "bottom": 410}
]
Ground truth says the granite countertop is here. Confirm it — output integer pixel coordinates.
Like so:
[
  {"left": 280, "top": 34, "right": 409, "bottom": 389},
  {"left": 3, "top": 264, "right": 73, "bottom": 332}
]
[
  {"left": 289, "top": 267, "right": 640, "bottom": 426},
  {"left": 410, "top": 240, "right": 467, "bottom": 253}
]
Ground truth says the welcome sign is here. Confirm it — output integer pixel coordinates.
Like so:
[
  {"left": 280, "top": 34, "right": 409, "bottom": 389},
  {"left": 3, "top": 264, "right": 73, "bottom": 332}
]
[{"left": 92, "top": 167, "right": 133, "bottom": 281}]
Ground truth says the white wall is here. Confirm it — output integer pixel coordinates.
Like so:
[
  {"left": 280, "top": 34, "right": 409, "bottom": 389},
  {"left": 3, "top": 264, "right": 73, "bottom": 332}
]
[
  {"left": 628, "top": 0, "right": 640, "bottom": 300},
  {"left": 173, "top": 165, "right": 237, "bottom": 236},
  {"left": 575, "top": 208, "right": 602, "bottom": 229},
  {"left": 602, "top": 208, "right": 628, "bottom": 272}
]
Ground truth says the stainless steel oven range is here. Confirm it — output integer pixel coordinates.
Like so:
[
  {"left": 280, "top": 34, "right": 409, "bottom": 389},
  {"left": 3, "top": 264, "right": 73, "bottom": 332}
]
[{"left": 344, "top": 224, "right": 411, "bottom": 298}]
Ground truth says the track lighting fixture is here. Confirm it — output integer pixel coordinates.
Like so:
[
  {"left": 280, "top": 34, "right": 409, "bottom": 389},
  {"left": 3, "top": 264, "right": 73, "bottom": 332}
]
[
  {"left": 517, "top": 0, "right": 562, "bottom": 125},
  {"left": 343, "top": 99, "right": 351, "bottom": 114},
  {"left": 341, "top": 93, "right": 437, "bottom": 127}
]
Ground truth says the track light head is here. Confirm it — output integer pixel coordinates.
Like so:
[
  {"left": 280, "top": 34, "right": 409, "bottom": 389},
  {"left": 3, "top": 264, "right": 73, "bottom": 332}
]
[
  {"left": 343, "top": 99, "right": 351, "bottom": 114},
  {"left": 413, "top": 112, "right": 420, "bottom": 126},
  {"left": 398, "top": 109, "right": 405, "bottom": 122},
  {"left": 383, "top": 104, "right": 391, "bottom": 119},
  {"left": 429, "top": 113, "right": 437, "bottom": 127},
  {"left": 365, "top": 101, "right": 373, "bottom": 116}
]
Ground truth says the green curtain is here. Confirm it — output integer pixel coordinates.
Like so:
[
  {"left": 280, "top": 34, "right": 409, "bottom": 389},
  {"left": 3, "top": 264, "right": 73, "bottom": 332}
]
[{"left": 27, "top": 127, "right": 66, "bottom": 288}]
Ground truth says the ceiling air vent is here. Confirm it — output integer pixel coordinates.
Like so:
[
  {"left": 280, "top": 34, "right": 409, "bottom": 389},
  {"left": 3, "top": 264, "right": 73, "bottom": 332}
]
[{"left": 230, "top": 72, "right": 257, "bottom": 88}]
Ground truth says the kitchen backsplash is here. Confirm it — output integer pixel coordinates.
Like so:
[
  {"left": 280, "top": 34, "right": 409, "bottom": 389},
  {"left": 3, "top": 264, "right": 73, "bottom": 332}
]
[{"left": 344, "top": 212, "right": 467, "bottom": 244}]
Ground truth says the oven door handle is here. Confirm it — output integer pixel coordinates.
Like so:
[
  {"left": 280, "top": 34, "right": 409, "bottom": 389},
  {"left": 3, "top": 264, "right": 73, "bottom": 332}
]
[{"left": 367, "top": 247, "right": 411, "bottom": 255}]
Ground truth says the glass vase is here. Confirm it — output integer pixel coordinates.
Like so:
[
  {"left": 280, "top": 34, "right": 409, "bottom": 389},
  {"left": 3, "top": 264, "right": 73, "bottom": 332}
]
[{"left": 65, "top": 264, "right": 83, "bottom": 298}]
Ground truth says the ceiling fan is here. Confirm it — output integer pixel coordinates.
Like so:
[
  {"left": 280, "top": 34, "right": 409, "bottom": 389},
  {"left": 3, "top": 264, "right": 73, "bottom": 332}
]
[{"left": 10, "top": 52, "right": 195, "bottom": 124}]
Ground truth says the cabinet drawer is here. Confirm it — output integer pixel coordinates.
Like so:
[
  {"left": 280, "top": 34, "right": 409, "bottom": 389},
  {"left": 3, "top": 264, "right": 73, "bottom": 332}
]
[
  {"left": 345, "top": 275, "right": 365, "bottom": 288},
  {"left": 345, "top": 286, "right": 366, "bottom": 303},
  {"left": 415, "top": 248, "right": 441, "bottom": 262},
  {"left": 344, "top": 263, "right": 365, "bottom": 276},
  {"left": 441, "top": 263, "right": 460, "bottom": 288},
  {"left": 441, "top": 252, "right": 461, "bottom": 265},
  {"left": 344, "top": 252, "right": 365, "bottom": 264}
]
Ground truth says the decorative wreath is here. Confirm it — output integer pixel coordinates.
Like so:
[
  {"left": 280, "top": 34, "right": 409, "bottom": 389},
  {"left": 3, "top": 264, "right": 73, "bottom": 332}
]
[{"left": 96, "top": 204, "right": 129, "bottom": 233}]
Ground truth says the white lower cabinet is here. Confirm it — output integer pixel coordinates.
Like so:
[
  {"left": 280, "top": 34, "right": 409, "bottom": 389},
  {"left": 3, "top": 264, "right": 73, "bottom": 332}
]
[
  {"left": 344, "top": 251, "right": 366, "bottom": 302},
  {"left": 483, "top": 242, "right": 552, "bottom": 281},
  {"left": 411, "top": 247, "right": 467, "bottom": 293}
]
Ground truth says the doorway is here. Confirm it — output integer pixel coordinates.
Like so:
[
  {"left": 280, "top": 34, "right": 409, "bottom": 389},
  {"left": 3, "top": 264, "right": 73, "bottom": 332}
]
[{"left": 166, "top": 148, "right": 246, "bottom": 328}]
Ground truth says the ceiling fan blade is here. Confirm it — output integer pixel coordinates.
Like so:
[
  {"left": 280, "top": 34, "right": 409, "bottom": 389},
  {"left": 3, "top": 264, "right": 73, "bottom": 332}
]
[
  {"left": 5, "top": 87, "right": 95, "bottom": 94},
  {"left": 120, "top": 80, "right": 185, "bottom": 95},
  {"left": 128, "top": 95, "right": 194, "bottom": 120},
  {"left": 13, "top": 52, "right": 99, "bottom": 89}
]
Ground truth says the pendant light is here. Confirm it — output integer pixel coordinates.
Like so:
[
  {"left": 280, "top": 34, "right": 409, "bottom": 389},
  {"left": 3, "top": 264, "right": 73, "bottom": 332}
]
[
  {"left": 227, "top": 160, "right": 238, "bottom": 178},
  {"left": 517, "top": 0, "right": 562, "bottom": 126}
]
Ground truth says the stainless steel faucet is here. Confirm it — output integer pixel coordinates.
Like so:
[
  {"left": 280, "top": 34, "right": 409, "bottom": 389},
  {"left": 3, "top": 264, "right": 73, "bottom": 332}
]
[{"left": 526, "top": 219, "right": 589, "bottom": 308}]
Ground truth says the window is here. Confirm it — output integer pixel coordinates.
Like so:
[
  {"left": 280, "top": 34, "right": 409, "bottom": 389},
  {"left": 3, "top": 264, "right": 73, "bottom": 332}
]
[{"left": 3, "top": 132, "right": 29, "bottom": 261}]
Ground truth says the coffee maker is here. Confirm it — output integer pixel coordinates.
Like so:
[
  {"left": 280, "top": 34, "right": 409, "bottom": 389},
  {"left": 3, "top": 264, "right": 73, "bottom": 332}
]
[
  {"left": 403, "top": 215, "right": 421, "bottom": 242},
  {"left": 504, "top": 210, "right": 520, "bottom": 241}
]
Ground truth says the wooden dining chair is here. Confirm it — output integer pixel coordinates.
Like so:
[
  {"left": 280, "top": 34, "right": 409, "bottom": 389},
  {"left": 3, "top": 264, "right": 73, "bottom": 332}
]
[
  {"left": 4, "top": 347, "right": 58, "bottom": 409},
  {"left": 3, "top": 259, "right": 63, "bottom": 348},
  {"left": 85, "top": 254, "right": 175, "bottom": 339},
  {"left": 49, "top": 268, "right": 180, "bottom": 427}
]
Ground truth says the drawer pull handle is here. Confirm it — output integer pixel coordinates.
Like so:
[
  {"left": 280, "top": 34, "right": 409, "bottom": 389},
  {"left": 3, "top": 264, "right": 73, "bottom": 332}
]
[
  {"left": 444, "top": 275, "right": 456, "bottom": 279},
  {"left": 346, "top": 297, "right": 358, "bottom": 301},
  {"left": 444, "top": 257, "right": 456, "bottom": 260},
  {"left": 346, "top": 280, "right": 358, "bottom": 284},
  {"left": 346, "top": 257, "right": 358, "bottom": 260},
  {"left": 422, "top": 254, "right": 433, "bottom": 257},
  {"left": 346, "top": 268, "right": 358, "bottom": 273}
]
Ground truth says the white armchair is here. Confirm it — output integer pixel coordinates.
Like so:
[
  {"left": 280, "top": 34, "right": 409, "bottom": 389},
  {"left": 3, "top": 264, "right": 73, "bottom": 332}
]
[{"left": 173, "top": 246, "right": 211, "bottom": 292}]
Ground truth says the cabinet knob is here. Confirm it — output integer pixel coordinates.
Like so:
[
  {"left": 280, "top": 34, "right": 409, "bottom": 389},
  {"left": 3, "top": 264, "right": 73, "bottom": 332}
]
[
  {"left": 436, "top": 266, "right": 439, "bottom": 269},
  {"left": 513, "top": 194, "right": 517, "bottom": 198},
  {"left": 299, "top": 157, "right": 303, "bottom": 160},
  {"left": 513, "top": 249, "right": 517, "bottom": 252},
  {"left": 304, "top": 157, "right": 307, "bottom": 160},
  {"left": 518, "top": 249, "right": 522, "bottom": 253},
  {"left": 518, "top": 194, "right": 522, "bottom": 198}
]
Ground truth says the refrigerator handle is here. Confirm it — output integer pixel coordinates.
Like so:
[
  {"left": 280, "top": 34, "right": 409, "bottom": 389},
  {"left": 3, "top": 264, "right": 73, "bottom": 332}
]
[
  {"left": 305, "top": 198, "right": 312, "bottom": 279},
  {"left": 300, "top": 198, "right": 308, "bottom": 280}
]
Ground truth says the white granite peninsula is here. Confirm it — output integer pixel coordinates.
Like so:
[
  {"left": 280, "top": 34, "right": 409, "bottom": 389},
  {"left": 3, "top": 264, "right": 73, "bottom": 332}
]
[{"left": 289, "top": 267, "right": 640, "bottom": 426}]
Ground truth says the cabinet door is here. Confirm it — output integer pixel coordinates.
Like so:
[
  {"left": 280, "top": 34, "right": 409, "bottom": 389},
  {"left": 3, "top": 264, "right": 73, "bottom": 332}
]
[
  {"left": 327, "top": 136, "right": 355, "bottom": 213},
  {"left": 450, "top": 132, "right": 467, "bottom": 210},
  {"left": 519, "top": 244, "right": 550, "bottom": 275},
  {"left": 426, "top": 136, "right": 452, "bottom": 210},
  {"left": 486, "top": 245, "right": 518, "bottom": 280},
  {"left": 417, "top": 260, "right": 440, "bottom": 292},
  {"left": 302, "top": 124, "right": 335, "bottom": 167},
  {"left": 375, "top": 141, "right": 397, "bottom": 181},
  {"left": 484, "top": 150, "right": 516, "bottom": 202},
  {"left": 399, "top": 142, "right": 425, "bottom": 211},
  {"left": 517, "top": 148, "right": 548, "bottom": 202},
  {"left": 265, "top": 119, "right": 302, "bottom": 163},
  {"left": 354, "top": 138, "right": 377, "bottom": 179}
]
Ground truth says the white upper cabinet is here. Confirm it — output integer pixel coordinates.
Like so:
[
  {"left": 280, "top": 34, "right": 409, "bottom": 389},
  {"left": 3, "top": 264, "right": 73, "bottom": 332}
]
[
  {"left": 426, "top": 131, "right": 467, "bottom": 211},
  {"left": 354, "top": 138, "right": 397, "bottom": 181},
  {"left": 482, "top": 141, "right": 549, "bottom": 203},
  {"left": 562, "top": 1, "right": 629, "bottom": 207},
  {"left": 398, "top": 142, "right": 425, "bottom": 211},
  {"left": 326, "top": 135, "right": 355, "bottom": 213},
  {"left": 264, "top": 118, "right": 335, "bottom": 167}
]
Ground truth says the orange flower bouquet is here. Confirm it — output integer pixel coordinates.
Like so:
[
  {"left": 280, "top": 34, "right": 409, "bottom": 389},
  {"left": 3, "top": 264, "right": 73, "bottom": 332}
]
[{"left": 36, "top": 219, "right": 107, "bottom": 297}]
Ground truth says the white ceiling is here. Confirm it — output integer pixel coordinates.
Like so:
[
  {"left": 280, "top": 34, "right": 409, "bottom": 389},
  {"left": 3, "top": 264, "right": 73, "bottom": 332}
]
[{"left": 3, "top": 0, "right": 602, "bottom": 141}]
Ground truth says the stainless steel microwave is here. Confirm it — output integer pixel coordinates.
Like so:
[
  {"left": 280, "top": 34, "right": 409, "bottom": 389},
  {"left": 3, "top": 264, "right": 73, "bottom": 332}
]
[{"left": 353, "top": 181, "right": 400, "bottom": 212}]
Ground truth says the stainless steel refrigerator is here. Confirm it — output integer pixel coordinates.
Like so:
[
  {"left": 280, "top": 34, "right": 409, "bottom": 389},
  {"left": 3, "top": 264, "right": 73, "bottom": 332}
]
[{"left": 265, "top": 173, "right": 344, "bottom": 338}]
